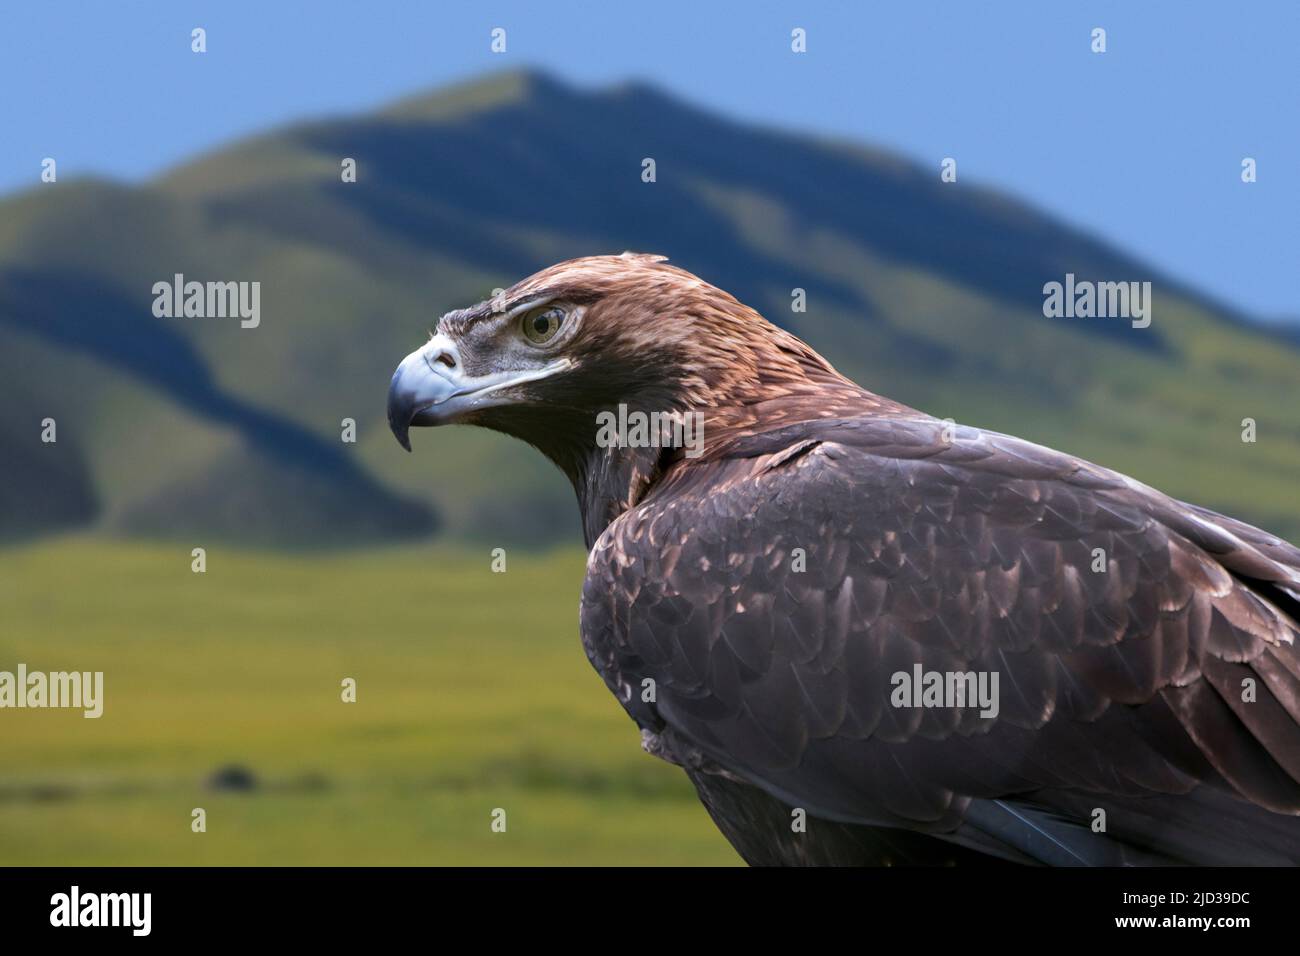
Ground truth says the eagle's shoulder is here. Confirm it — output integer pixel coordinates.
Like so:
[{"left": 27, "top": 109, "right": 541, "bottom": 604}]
[{"left": 579, "top": 413, "right": 1300, "bottom": 863}]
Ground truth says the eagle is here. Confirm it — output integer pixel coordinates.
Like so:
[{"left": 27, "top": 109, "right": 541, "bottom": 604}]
[{"left": 387, "top": 253, "right": 1300, "bottom": 866}]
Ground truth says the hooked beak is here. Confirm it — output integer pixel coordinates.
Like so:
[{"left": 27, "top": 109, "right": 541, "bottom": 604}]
[{"left": 387, "top": 333, "right": 570, "bottom": 451}]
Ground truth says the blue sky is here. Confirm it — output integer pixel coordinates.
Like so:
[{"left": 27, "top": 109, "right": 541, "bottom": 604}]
[{"left": 2, "top": 1, "right": 1296, "bottom": 319}]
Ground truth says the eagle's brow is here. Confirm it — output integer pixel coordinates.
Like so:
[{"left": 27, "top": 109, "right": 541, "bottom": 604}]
[
  {"left": 438, "top": 300, "right": 500, "bottom": 333},
  {"left": 439, "top": 285, "right": 600, "bottom": 334}
]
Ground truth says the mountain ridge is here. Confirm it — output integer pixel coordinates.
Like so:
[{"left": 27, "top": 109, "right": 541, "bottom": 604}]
[{"left": 2, "top": 69, "right": 1296, "bottom": 547}]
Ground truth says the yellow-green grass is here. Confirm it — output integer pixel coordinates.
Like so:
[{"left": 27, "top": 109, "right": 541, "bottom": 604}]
[{"left": 0, "top": 537, "right": 739, "bottom": 865}]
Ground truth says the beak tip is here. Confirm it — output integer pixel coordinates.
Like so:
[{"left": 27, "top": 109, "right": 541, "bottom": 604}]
[
  {"left": 387, "top": 405, "right": 414, "bottom": 452},
  {"left": 391, "top": 421, "right": 413, "bottom": 452},
  {"left": 388, "top": 373, "right": 415, "bottom": 452}
]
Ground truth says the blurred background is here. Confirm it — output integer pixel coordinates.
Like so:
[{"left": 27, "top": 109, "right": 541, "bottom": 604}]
[{"left": 1, "top": 2, "right": 1297, "bottom": 864}]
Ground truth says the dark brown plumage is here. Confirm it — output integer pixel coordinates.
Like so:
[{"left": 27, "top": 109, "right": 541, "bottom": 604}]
[{"left": 388, "top": 253, "right": 1300, "bottom": 865}]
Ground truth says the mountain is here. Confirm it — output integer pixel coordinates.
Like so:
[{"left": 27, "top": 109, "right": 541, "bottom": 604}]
[{"left": 2, "top": 70, "right": 1297, "bottom": 547}]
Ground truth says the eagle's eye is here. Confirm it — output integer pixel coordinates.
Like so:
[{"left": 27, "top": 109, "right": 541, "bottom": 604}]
[{"left": 521, "top": 306, "right": 565, "bottom": 345}]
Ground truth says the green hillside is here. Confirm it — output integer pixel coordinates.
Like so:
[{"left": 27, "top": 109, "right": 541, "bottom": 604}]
[{"left": 1, "top": 69, "right": 1296, "bottom": 548}]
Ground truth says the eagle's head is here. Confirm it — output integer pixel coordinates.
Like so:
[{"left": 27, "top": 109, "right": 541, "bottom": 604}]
[{"left": 387, "top": 253, "right": 892, "bottom": 537}]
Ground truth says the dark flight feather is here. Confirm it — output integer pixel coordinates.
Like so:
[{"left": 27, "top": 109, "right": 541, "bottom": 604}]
[{"left": 580, "top": 415, "right": 1300, "bottom": 865}]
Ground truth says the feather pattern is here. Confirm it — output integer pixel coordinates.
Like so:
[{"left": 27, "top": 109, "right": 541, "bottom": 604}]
[{"left": 582, "top": 416, "right": 1300, "bottom": 864}]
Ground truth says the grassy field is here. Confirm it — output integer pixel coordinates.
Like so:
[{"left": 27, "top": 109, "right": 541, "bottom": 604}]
[{"left": 0, "top": 537, "right": 740, "bottom": 865}]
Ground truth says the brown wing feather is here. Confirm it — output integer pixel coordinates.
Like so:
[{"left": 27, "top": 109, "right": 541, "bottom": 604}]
[{"left": 580, "top": 416, "right": 1300, "bottom": 863}]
